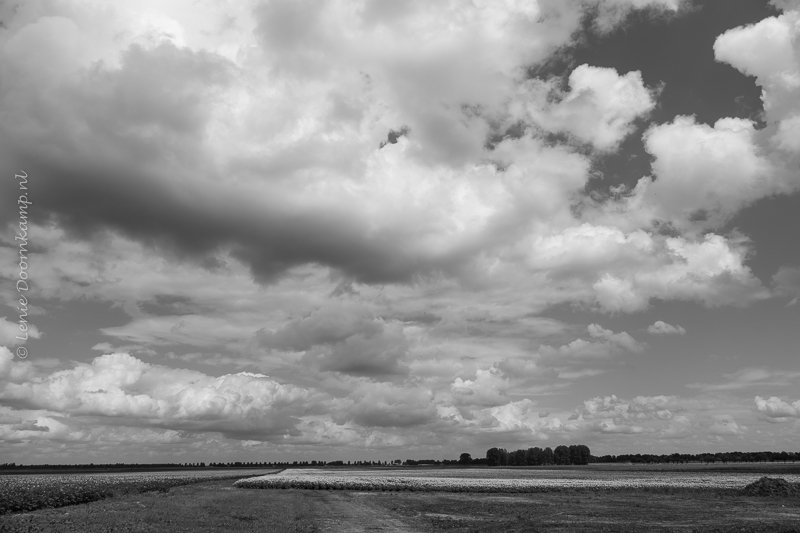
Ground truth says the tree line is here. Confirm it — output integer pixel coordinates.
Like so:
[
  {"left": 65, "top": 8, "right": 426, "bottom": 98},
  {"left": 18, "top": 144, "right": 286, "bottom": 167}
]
[
  {"left": 477, "top": 445, "right": 591, "bottom": 466},
  {"left": 593, "top": 450, "right": 800, "bottom": 464},
  {"left": 3, "top": 449, "right": 799, "bottom": 471}
]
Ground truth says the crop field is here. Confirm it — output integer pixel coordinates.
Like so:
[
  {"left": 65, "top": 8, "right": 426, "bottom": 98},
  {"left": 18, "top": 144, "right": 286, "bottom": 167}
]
[
  {"left": 1, "top": 467, "right": 799, "bottom": 532},
  {"left": 235, "top": 466, "right": 800, "bottom": 492},
  {"left": 0, "top": 469, "right": 278, "bottom": 515}
]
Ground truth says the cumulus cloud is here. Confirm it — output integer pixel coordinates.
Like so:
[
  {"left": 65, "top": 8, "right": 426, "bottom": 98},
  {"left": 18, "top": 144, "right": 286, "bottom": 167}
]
[
  {"left": 587, "top": 3, "right": 800, "bottom": 244},
  {"left": 713, "top": 6, "right": 800, "bottom": 191},
  {"left": 451, "top": 367, "right": 511, "bottom": 408},
  {"left": 714, "top": 9, "right": 800, "bottom": 117},
  {"left": 0, "top": 0, "right": 776, "bottom": 342},
  {"left": 754, "top": 395, "right": 800, "bottom": 418},
  {"left": 0, "top": 342, "right": 782, "bottom": 454},
  {"left": 568, "top": 394, "right": 740, "bottom": 440},
  {"left": 0, "top": 0, "right": 576, "bottom": 284},
  {"left": 586, "top": 324, "right": 644, "bottom": 352},
  {"left": 0, "top": 350, "right": 314, "bottom": 440},
  {"left": 590, "top": 0, "right": 687, "bottom": 32},
  {"left": 660, "top": 414, "right": 693, "bottom": 439},
  {"left": 527, "top": 224, "right": 767, "bottom": 312},
  {"left": 635, "top": 116, "right": 774, "bottom": 230},
  {"left": 537, "top": 324, "right": 644, "bottom": 375},
  {"left": 647, "top": 320, "right": 686, "bottom": 335},
  {"left": 709, "top": 415, "right": 745, "bottom": 436},
  {"left": 524, "top": 394, "right": 691, "bottom": 438},
  {"left": 515, "top": 64, "right": 656, "bottom": 151},
  {"left": 580, "top": 394, "right": 679, "bottom": 421},
  {"left": 0, "top": 0, "right": 725, "bottom": 297},
  {"left": 474, "top": 399, "right": 563, "bottom": 438}
]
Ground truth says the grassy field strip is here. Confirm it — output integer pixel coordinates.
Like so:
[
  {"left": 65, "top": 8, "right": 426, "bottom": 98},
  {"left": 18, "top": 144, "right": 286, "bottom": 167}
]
[
  {"left": 0, "top": 469, "right": 280, "bottom": 515},
  {"left": 235, "top": 468, "right": 800, "bottom": 492}
]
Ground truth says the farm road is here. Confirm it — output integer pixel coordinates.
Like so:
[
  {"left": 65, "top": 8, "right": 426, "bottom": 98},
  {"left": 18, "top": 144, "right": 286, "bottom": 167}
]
[{"left": 300, "top": 491, "right": 423, "bottom": 532}]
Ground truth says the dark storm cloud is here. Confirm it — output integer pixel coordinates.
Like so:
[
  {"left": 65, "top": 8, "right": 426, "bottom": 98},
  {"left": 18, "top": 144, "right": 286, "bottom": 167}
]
[
  {"left": 2, "top": 120, "right": 464, "bottom": 285},
  {"left": 0, "top": 0, "right": 714, "bottom": 290},
  {"left": 0, "top": 33, "right": 479, "bottom": 284}
]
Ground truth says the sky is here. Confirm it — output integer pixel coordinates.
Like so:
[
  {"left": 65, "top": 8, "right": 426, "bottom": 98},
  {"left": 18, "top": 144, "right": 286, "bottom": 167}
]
[{"left": 0, "top": 0, "right": 799, "bottom": 464}]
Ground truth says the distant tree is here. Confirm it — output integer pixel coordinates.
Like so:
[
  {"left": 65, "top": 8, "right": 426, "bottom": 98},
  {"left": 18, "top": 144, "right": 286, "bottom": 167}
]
[
  {"left": 510, "top": 449, "right": 526, "bottom": 466},
  {"left": 459, "top": 453, "right": 472, "bottom": 465},
  {"left": 526, "top": 447, "right": 543, "bottom": 466},
  {"left": 569, "top": 445, "right": 590, "bottom": 465},
  {"left": 486, "top": 448, "right": 501, "bottom": 466},
  {"left": 554, "top": 445, "right": 570, "bottom": 465},
  {"left": 578, "top": 445, "right": 591, "bottom": 465},
  {"left": 542, "top": 447, "right": 554, "bottom": 465},
  {"left": 499, "top": 448, "right": 509, "bottom": 466},
  {"left": 569, "top": 445, "right": 579, "bottom": 465}
]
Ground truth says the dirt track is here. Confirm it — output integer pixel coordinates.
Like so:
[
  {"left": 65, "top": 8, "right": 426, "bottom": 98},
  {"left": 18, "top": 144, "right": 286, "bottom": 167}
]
[{"left": 296, "top": 491, "right": 423, "bottom": 532}]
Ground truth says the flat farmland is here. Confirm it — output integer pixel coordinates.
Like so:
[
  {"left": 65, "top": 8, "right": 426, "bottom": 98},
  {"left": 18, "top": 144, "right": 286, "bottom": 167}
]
[
  {"left": 1, "top": 464, "right": 799, "bottom": 532},
  {"left": 0, "top": 469, "right": 279, "bottom": 515},
  {"left": 236, "top": 464, "right": 800, "bottom": 492}
]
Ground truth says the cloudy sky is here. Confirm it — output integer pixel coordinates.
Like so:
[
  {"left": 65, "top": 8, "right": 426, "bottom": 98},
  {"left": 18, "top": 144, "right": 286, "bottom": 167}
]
[{"left": 1, "top": 0, "right": 799, "bottom": 464}]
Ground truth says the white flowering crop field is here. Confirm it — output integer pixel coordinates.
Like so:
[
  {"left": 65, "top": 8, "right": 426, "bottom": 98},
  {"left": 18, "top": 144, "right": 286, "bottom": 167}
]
[{"left": 235, "top": 468, "right": 800, "bottom": 492}]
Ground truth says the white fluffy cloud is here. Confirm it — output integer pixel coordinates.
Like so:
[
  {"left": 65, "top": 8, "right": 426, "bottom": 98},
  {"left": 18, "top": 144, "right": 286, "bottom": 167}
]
[
  {"left": 714, "top": 9, "right": 800, "bottom": 119},
  {"left": 537, "top": 324, "right": 644, "bottom": 376},
  {"left": 755, "top": 395, "right": 800, "bottom": 418},
  {"left": 580, "top": 394, "right": 679, "bottom": 421},
  {"left": 569, "top": 394, "right": 748, "bottom": 441},
  {"left": 0, "top": 0, "right": 776, "bottom": 323},
  {"left": 0, "top": 350, "right": 314, "bottom": 439},
  {"left": 647, "top": 321, "right": 686, "bottom": 335},
  {"left": 709, "top": 415, "right": 745, "bottom": 436},
  {"left": 635, "top": 116, "right": 774, "bottom": 229},
  {"left": 514, "top": 64, "right": 656, "bottom": 151},
  {"left": 451, "top": 367, "right": 511, "bottom": 408},
  {"left": 713, "top": 6, "right": 800, "bottom": 190},
  {"left": 526, "top": 224, "right": 767, "bottom": 312},
  {"left": 590, "top": 0, "right": 686, "bottom": 32}
]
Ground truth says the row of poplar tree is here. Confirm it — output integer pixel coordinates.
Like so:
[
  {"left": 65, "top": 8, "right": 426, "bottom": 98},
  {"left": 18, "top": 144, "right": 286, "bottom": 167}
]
[{"left": 485, "top": 444, "right": 591, "bottom": 466}]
